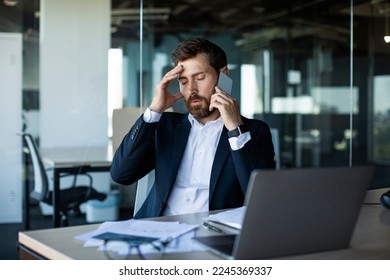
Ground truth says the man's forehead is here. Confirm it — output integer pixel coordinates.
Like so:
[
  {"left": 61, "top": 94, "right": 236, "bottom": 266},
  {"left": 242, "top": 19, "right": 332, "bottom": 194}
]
[{"left": 177, "top": 57, "right": 214, "bottom": 77}]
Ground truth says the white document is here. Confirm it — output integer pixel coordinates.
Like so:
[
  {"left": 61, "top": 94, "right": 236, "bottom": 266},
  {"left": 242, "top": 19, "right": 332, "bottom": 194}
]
[
  {"left": 74, "top": 219, "right": 203, "bottom": 253},
  {"left": 203, "top": 206, "right": 246, "bottom": 230}
]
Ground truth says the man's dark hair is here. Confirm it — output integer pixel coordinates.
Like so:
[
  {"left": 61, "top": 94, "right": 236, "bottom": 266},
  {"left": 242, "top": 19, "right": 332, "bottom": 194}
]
[{"left": 171, "top": 38, "right": 227, "bottom": 73}]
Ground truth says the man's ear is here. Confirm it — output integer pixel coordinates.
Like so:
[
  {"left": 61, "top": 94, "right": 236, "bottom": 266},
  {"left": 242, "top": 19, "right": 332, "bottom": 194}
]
[{"left": 220, "top": 66, "right": 229, "bottom": 75}]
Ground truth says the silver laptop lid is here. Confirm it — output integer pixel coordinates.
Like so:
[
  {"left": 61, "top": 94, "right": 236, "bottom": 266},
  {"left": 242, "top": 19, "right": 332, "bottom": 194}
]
[{"left": 233, "top": 166, "right": 374, "bottom": 259}]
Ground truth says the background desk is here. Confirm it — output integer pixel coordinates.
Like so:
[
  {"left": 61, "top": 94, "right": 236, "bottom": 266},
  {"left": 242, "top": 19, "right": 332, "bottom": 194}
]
[
  {"left": 18, "top": 189, "right": 390, "bottom": 260},
  {"left": 40, "top": 146, "right": 113, "bottom": 228}
]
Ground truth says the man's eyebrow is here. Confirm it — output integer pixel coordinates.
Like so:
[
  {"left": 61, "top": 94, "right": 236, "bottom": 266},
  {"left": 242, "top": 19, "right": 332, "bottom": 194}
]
[{"left": 178, "top": 71, "right": 207, "bottom": 79}]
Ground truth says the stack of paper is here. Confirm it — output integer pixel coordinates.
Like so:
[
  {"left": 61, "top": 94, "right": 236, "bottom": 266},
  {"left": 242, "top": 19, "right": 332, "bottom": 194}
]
[
  {"left": 74, "top": 219, "right": 203, "bottom": 254},
  {"left": 203, "top": 206, "right": 246, "bottom": 230}
]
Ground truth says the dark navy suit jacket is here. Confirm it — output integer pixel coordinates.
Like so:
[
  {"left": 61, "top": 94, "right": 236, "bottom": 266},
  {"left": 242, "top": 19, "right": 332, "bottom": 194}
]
[{"left": 110, "top": 112, "right": 275, "bottom": 219}]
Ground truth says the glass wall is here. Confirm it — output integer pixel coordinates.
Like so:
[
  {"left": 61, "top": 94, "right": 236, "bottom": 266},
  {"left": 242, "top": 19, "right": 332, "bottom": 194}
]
[
  {"left": 111, "top": 0, "right": 390, "bottom": 188},
  {"left": 2, "top": 0, "right": 389, "bottom": 189}
]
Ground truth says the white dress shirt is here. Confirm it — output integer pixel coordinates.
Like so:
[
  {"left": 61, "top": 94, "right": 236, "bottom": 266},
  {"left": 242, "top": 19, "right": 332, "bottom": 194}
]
[
  {"left": 164, "top": 114, "right": 224, "bottom": 215},
  {"left": 143, "top": 107, "right": 251, "bottom": 216}
]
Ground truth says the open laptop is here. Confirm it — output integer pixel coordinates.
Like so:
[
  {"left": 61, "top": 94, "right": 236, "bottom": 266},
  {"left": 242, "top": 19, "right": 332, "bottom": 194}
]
[{"left": 193, "top": 165, "right": 374, "bottom": 259}]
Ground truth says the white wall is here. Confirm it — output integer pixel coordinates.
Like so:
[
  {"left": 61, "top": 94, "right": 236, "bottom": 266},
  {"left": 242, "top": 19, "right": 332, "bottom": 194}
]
[
  {"left": 40, "top": 0, "right": 110, "bottom": 148},
  {"left": 0, "top": 33, "right": 22, "bottom": 223},
  {"left": 39, "top": 0, "right": 111, "bottom": 194}
]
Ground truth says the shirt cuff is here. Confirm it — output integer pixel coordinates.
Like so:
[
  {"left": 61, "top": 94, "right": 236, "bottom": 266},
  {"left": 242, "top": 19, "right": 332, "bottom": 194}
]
[
  {"left": 228, "top": 132, "right": 251, "bottom": 151},
  {"left": 143, "top": 107, "right": 162, "bottom": 123}
]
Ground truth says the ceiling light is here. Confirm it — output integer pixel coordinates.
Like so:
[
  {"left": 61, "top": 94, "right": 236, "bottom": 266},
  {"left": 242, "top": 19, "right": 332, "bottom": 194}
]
[
  {"left": 3, "top": 0, "right": 18, "bottom": 6},
  {"left": 384, "top": 35, "right": 390, "bottom": 43}
]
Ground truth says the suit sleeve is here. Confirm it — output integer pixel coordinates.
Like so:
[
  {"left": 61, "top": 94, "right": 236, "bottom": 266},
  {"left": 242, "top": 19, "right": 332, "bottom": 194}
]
[
  {"left": 231, "top": 120, "right": 275, "bottom": 193},
  {"left": 110, "top": 115, "right": 158, "bottom": 185}
]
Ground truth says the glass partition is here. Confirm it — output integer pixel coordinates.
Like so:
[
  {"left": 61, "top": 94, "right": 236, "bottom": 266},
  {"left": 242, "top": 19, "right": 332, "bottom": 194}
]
[
  {"left": 9, "top": 0, "right": 390, "bottom": 189},
  {"left": 109, "top": 0, "right": 390, "bottom": 188}
]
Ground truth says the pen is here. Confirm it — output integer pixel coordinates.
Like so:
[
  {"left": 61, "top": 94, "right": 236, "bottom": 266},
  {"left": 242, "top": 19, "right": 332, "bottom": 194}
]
[{"left": 203, "top": 221, "right": 223, "bottom": 233}]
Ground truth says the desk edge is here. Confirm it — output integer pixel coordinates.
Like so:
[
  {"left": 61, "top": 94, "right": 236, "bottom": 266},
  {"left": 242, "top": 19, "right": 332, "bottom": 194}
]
[{"left": 18, "top": 231, "right": 73, "bottom": 260}]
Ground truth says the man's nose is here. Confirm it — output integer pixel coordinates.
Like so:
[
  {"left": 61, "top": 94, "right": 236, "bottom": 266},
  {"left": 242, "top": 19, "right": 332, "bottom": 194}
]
[{"left": 187, "top": 79, "right": 198, "bottom": 95}]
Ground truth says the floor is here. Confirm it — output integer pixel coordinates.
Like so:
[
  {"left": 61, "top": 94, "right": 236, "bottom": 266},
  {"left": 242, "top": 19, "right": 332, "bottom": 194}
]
[{"left": 0, "top": 202, "right": 133, "bottom": 260}]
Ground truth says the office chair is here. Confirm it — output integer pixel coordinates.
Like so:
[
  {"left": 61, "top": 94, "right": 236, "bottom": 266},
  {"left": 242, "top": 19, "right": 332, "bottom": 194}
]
[
  {"left": 133, "top": 170, "right": 155, "bottom": 216},
  {"left": 270, "top": 128, "right": 281, "bottom": 170},
  {"left": 111, "top": 106, "right": 174, "bottom": 216},
  {"left": 22, "top": 133, "right": 107, "bottom": 227}
]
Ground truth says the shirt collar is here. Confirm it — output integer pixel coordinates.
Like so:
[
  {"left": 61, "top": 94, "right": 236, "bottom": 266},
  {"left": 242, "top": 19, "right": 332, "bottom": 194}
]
[{"left": 187, "top": 113, "right": 224, "bottom": 128}]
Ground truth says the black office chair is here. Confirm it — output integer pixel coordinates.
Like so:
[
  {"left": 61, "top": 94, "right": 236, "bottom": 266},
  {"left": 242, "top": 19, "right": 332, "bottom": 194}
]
[{"left": 22, "top": 133, "right": 107, "bottom": 227}]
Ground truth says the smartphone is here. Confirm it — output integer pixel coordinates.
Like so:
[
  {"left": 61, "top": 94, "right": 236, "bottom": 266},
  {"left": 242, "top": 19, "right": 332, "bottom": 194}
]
[{"left": 217, "top": 71, "right": 233, "bottom": 95}]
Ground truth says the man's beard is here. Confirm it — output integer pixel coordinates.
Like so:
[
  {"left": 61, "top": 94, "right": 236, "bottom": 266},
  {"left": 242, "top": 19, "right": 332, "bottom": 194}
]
[{"left": 185, "top": 94, "right": 215, "bottom": 119}]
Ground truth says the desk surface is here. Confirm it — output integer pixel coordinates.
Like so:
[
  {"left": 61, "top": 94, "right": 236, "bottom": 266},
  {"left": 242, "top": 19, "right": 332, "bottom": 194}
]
[
  {"left": 19, "top": 211, "right": 220, "bottom": 260},
  {"left": 19, "top": 189, "right": 390, "bottom": 260},
  {"left": 41, "top": 146, "right": 113, "bottom": 168}
]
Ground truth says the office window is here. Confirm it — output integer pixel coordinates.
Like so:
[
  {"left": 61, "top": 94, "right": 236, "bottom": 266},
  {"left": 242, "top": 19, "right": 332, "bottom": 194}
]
[
  {"left": 7, "top": 0, "right": 390, "bottom": 189},
  {"left": 108, "top": 48, "right": 124, "bottom": 138},
  {"left": 109, "top": 0, "right": 390, "bottom": 187},
  {"left": 373, "top": 75, "right": 390, "bottom": 164}
]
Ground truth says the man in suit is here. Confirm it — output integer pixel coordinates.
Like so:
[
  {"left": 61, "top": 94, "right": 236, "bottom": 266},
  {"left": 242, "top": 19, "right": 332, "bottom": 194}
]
[{"left": 110, "top": 38, "right": 275, "bottom": 218}]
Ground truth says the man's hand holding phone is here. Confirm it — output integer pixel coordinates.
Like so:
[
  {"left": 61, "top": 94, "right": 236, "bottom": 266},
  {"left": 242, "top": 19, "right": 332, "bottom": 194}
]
[{"left": 212, "top": 72, "right": 243, "bottom": 130}]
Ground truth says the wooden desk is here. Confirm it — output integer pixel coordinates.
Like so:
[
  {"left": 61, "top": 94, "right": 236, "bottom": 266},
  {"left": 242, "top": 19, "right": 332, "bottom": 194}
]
[
  {"left": 18, "top": 211, "right": 220, "bottom": 260},
  {"left": 40, "top": 146, "right": 113, "bottom": 228},
  {"left": 18, "top": 189, "right": 390, "bottom": 260}
]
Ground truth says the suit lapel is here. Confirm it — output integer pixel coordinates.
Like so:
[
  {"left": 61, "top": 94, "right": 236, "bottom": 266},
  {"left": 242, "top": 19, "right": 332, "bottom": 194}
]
[
  {"left": 209, "top": 128, "right": 230, "bottom": 198},
  {"left": 158, "top": 115, "right": 230, "bottom": 204},
  {"left": 169, "top": 116, "right": 191, "bottom": 185},
  {"left": 156, "top": 115, "right": 191, "bottom": 205}
]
